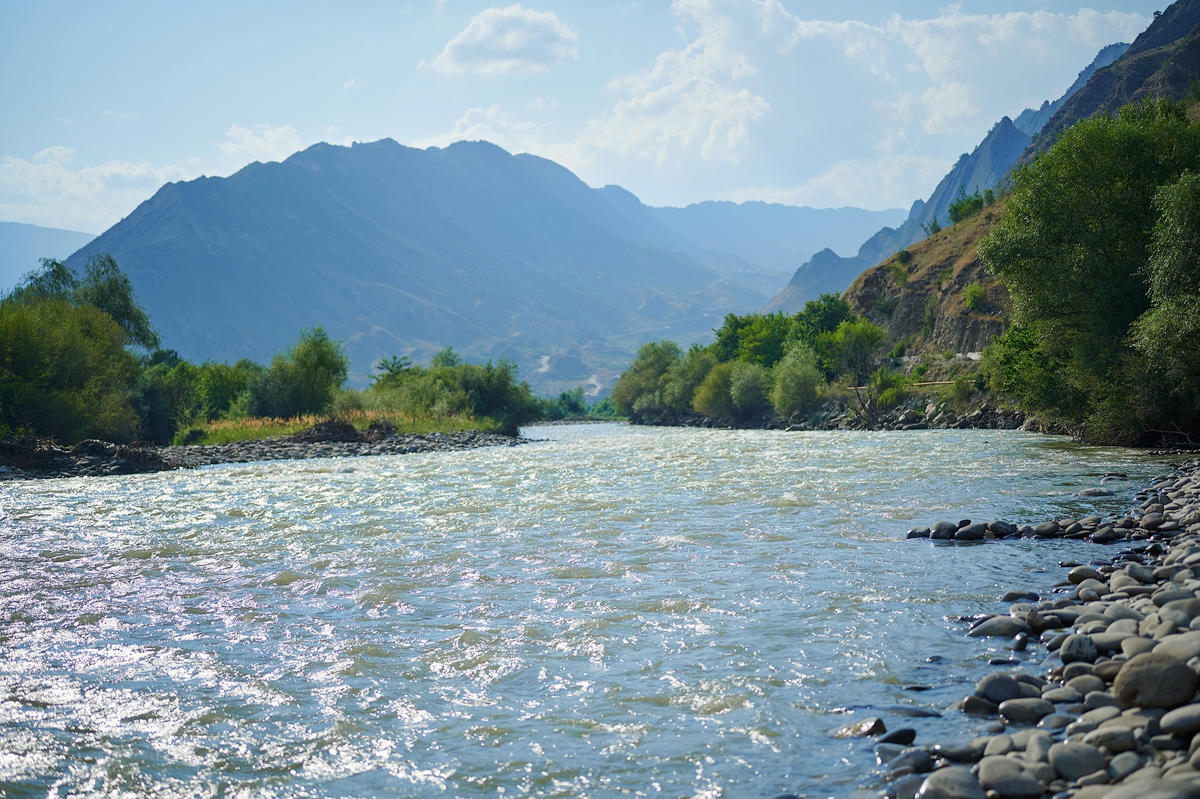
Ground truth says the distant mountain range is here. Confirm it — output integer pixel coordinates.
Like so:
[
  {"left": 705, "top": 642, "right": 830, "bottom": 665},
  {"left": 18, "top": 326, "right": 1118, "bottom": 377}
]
[
  {"left": 766, "top": 40, "right": 1131, "bottom": 313},
  {"left": 64, "top": 140, "right": 900, "bottom": 393},
  {"left": 0, "top": 221, "right": 95, "bottom": 292}
]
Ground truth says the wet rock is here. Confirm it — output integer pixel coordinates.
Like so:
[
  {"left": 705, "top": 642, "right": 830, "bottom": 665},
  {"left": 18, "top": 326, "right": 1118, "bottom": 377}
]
[
  {"left": 828, "top": 717, "right": 886, "bottom": 738},
  {"left": 1060, "top": 634, "right": 1099, "bottom": 664},
  {"left": 969, "top": 616, "right": 1032, "bottom": 638},
  {"left": 878, "top": 728, "right": 917, "bottom": 746},
  {"left": 976, "top": 756, "right": 1042, "bottom": 799},
  {"left": 930, "top": 521, "right": 957, "bottom": 540},
  {"left": 976, "top": 673, "right": 1022, "bottom": 704}
]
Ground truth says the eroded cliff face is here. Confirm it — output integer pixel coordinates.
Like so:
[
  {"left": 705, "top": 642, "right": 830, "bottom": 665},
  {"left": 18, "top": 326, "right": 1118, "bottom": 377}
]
[{"left": 844, "top": 205, "right": 1009, "bottom": 356}]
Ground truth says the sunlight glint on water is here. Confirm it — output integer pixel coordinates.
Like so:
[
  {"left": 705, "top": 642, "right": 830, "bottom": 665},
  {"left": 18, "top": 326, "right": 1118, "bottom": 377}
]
[{"left": 0, "top": 424, "right": 1169, "bottom": 797}]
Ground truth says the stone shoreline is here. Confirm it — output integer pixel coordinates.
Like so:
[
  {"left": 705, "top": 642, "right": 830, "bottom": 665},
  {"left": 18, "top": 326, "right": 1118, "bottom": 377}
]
[
  {"left": 0, "top": 423, "right": 524, "bottom": 481},
  {"left": 849, "top": 458, "right": 1200, "bottom": 798}
]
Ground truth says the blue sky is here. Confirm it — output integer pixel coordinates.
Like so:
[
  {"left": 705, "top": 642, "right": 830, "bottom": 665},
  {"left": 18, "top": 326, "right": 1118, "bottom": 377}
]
[{"left": 0, "top": 0, "right": 1160, "bottom": 233}]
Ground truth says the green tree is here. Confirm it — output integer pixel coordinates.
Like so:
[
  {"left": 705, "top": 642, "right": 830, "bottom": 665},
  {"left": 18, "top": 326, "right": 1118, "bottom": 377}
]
[
  {"left": 8, "top": 255, "right": 159, "bottom": 350},
  {"left": 830, "top": 318, "right": 888, "bottom": 384},
  {"left": 247, "top": 328, "right": 349, "bottom": 418},
  {"left": 611, "top": 341, "right": 681, "bottom": 422},
  {"left": 0, "top": 299, "right": 142, "bottom": 442},
  {"left": 728, "top": 361, "right": 773, "bottom": 420},
  {"left": 980, "top": 98, "right": 1200, "bottom": 440},
  {"left": 660, "top": 346, "right": 717, "bottom": 413},
  {"left": 692, "top": 361, "right": 736, "bottom": 422},
  {"left": 771, "top": 343, "right": 824, "bottom": 419}
]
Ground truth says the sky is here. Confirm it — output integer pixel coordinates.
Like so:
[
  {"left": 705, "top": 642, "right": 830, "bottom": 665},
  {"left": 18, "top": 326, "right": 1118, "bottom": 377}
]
[{"left": 0, "top": 0, "right": 1162, "bottom": 234}]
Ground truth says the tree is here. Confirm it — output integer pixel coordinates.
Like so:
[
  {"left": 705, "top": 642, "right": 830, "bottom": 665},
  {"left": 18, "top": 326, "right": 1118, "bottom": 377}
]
[
  {"left": 660, "top": 346, "right": 716, "bottom": 414},
  {"left": 728, "top": 361, "right": 773, "bottom": 420},
  {"left": 611, "top": 341, "right": 681, "bottom": 422},
  {"left": 7, "top": 255, "right": 159, "bottom": 350},
  {"left": 772, "top": 343, "right": 824, "bottom": 419},
  {"left": 980, "top": 98, "right": 1200, "bottom": 440},
  {"left": 0, "top": 299, "right": 141, "bottom": 442},
  {"left": 246, "top": 328, "right": 348, "bottom": 418},
  {"left": 692, "top": 361, "right": 736, "bottom": 422},
  {"left": 830, "top": 318, "right": 887, "bottom": 385}
]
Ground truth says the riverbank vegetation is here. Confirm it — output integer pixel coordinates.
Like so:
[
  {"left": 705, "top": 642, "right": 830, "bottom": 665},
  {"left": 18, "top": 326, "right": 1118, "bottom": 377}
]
[
  {"left": 612, "top": 97, "right": 1200, "bottom": 446},
  {"left": 980, "top": 98, "right": 1200, "bottom": 445},
  {"left": 0, "top": 258, "right": 600, "bottom": 446}
]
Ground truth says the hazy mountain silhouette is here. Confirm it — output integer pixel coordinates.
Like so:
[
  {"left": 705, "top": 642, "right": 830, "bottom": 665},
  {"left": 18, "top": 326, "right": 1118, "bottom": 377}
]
[
  {"left": 65, "top": 139, "right": 898, "bottom": 392},
  {"left": 0, "top": 221, "right": 95, "bottom": 293},
  {"left": 766, "top": 41, "right": 1133, "bottom": 314}
]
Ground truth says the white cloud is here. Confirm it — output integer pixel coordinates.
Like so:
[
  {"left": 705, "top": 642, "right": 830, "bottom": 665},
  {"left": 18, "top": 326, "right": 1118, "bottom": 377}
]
[
  {"left": 420, "top": 4, "right": 578, "bottom": 75},
  {"left": 571, "top": 0, "right": 767, "bottom": 166},
  {"left": 218, "top": 123, "right": 304, "bottom": 165},
  {"left": 411, "top": 104, "right": 544, "bottom": 151},
  {"left": 341, "top": 77, "right": 363, "bottom": 91},
  {"left": 727, "top": 154, "right": 954, "bottom": 211},
  {"left": 0, "top": 146, "right": 190, "bottom": 233}
]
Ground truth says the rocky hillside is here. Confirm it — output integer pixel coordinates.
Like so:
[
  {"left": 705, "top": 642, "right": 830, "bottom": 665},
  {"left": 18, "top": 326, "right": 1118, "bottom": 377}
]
[
  {"left": 1029, "top": 0, "right": 1200, "bottom": 155},
  {"left": 843, "top": 204, "right": 1008, "bottom": 356}
]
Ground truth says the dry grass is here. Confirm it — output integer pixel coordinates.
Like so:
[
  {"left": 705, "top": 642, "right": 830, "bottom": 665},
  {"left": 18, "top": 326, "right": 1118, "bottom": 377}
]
[{"left": 177, "top": 410, "right": 494, "bottom": 446}]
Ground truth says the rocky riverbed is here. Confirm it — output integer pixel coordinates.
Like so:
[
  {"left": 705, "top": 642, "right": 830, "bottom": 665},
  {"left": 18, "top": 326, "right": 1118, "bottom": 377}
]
[
  {"left": 850, "top": 458, "right": 1200, "bottom": 798},
  {"left": 0, "top": 421, "right": 523, "bottom": 480}
]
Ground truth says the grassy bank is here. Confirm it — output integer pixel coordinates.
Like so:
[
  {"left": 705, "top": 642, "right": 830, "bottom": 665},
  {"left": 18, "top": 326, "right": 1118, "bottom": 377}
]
[{"left": 176, "top": 410, "right": 494, "bottom": 446}]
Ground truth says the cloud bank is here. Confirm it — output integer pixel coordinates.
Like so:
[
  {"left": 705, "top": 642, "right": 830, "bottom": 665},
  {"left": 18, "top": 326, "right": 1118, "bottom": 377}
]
[{"left": 421, "top": 4, "right": 579, "bottom": 75}]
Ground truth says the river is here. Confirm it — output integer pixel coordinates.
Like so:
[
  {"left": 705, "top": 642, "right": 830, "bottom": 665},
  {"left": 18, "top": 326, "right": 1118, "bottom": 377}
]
[{"left": 0, "top": 424, "right": 1171, "bottom": 797}]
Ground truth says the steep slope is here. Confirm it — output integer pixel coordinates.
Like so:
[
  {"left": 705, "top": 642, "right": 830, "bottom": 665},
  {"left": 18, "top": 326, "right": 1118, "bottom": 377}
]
[
  {"left": 767, "top": 118, "right": 1027, "bottom": 314},
  {"left": 844, "top": 205, "right": 1008, "bottom": 356},
  {"left": 0, "top": 221, "right": 95, "bottom": 292},
  {"left": 1029, "top": 0, "right": 1200, "bottom": 154},
  {"left": 1013, "top": 43, "right": 1130, "bottom": 136},
  {"left": 765, "top": 41, "right": 1138, "bottom": 315},
  {"left": 66, "top": 139, "right": 767, "bottom": 391}
]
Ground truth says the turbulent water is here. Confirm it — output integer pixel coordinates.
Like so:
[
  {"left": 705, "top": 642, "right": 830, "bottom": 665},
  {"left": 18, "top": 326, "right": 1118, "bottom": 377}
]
[{"left": 0, "top": 424, "right": 1173, "bottom": 798}]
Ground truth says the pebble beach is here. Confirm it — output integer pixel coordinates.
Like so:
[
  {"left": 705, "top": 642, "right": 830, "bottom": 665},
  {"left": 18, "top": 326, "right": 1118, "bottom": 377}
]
[{"left": 848, "top": 457, "right": 1200, "bottom": 799}]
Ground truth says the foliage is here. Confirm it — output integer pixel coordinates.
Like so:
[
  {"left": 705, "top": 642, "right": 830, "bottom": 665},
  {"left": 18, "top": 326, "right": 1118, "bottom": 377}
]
[
  {"left": 980, "top": 98, "right": 1200, "bottom": 441},
  {"left": 873, "top": 293, "right": 896, "bottom": 317},
  {"left": 963, "top": 283, "right": 986, "bottom": 311},
  {"left": 661, "top": 346, "right": 717, "bottom": 414},
  {"left": 371, "top": 355, "right": 413, "bottom": 385},
  {"left": 0, "top": 299, "right": 142, "bottom": 442},
  {"left": 791, "top": 294, "right": 853, "bottom": 343},
  {"left": 544, "top": 387, "right": 587, "bottom": 420},
  {"left": 922, "top": 218, "right": 942, "bottom": 236},
  {"left": 947, "top": 186, "right": 986, "bottom": 225},
  {"left": 1131, "top": 171, "right": 1200, "bottom": 388},
  {"left": 828, "top": 318, "right": 888, "bottom": 385},
  {"left": 611, "top": 340, "right": 681, "bottom": 423},
  {"left": 245, "top": 328, "right": 349, "bottom": 419},
  {"left": 7, "top": 255, "right": 160, "bottom": 350},
  {"left": 351, "top": 350, "right": 541, "bottom": 435},
  {"left": 728, "top": 361, "right": 773, "bottom": 420},
  {"left": 692, "top": 361, "right": 736, "bottom": 422},
  {"left": 711, "top": 312, "right": 793, "bottom": 366},
  {"left": 921, "top": 295, "right": 939, "bottom": 338},
  {"left": 895, "top": 249, "right": 912, "bottom": 265},
  {"left": 771, "top": 343, "right": 824, "bottom": 419}
]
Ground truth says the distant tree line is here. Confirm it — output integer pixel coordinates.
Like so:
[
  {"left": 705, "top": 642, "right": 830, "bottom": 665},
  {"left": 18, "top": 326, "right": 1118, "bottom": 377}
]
[
  {"left": 0, "top": 257, "right": 576, "bottom": 444},
  {"left": 611, "top": 294, "right": 901, "bottom": 427}
]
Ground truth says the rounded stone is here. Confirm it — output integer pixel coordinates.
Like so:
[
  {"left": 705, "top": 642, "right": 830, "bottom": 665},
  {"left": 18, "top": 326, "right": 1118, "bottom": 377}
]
[
  {"left": 976, "top": 673, "right": 1021, "bottom": 704},
  {"left": 969, "top": 616, "right": 1032, "bottom": 638},
  {"left": 828, "top": 717, "right": 886, "bottom": 738},
  {"left": 998, "top": 697, "right": 1054, "bottom": 724},
  {"left": 976, "top": 756, "right": 1041, "bottom": 799},
  {"left": 1048, "top": 741, "right": 1107, "bottom": 780},
  {"left": 1160, "top": 704, "right": 1200, "bottom": 735},
  {"left": 916, "top": 766, "right": 985, "bottom": 799},
  {"left": 1113, "top": 652, "right": 1198, "bottom": 708},
  {"left": 1069, "top": 565, "right": 1105, "bottom": 584},
  {"left": 1060, "top": 633, "right": 1099, "bottom": 664}
]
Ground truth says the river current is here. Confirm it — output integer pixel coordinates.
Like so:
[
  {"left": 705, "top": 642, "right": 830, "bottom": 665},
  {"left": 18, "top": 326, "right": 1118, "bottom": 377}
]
[{"left": 0, "top": 424, "right": 1172, "bottom": 798}]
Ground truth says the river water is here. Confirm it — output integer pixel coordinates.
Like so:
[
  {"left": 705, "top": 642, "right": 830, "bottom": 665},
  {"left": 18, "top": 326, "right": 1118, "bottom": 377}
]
[{"left": 0, "top": 424, "right": 1172, "bottom": 798}]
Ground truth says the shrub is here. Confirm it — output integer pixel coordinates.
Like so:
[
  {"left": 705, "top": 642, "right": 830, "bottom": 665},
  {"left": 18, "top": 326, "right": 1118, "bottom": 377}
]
[
  {"left": 692, "top": 361, "right": 736, "bottom": 421},
  {"left": 921, "top": 296, "right": 939, "bottom": 337},
  {"left": 948, "top": 186, "right": 986, "bottom": 224},
  {"left": 963, "top": 283, "right": 986, "bottom": 311},
  {"left": 771, "top": 344, "right": 824, "bottom": 418},
  {"left": 873, "top": 293, "right": 897, "bottom": 317},
  {"left": 0, "top": 299, "right": 141, "bottom": 442},
  {"left": 729, "top": 362, "right": 773, "bottom": 420},
  {"left": 661, "top": 346, "right": 717, "bottom": 413},
  {"left": 611, "top": 341, "right": 681, "bottom": 422},
  {"left": 246, "top": 328, "right": 348, "bottom": 418}
]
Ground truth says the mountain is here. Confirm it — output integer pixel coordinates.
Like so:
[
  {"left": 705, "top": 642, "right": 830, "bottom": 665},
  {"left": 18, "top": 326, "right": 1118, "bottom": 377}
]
[
  {"left": 65, "top": 139, "right": 890, "bottom": 394},
  {"left": 765, "top": 42, "right": 1134, "bottom": 315},
  {"left": 1029, "top": 0, "right": 1200, "bottom": 155},
  {"left": 1013, "top": 43, "right": 1130, "bottom": 136},
  {"left": 0, "top": 221, "right": 95, "bottom": 292}
]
